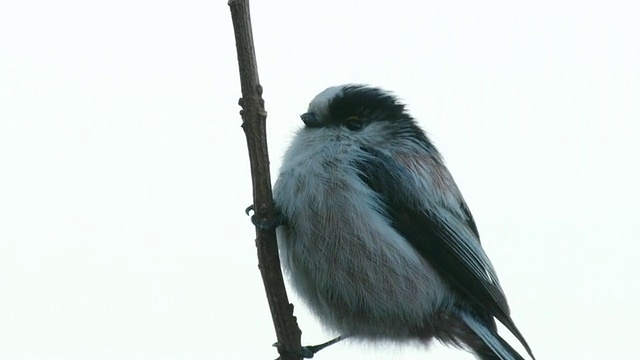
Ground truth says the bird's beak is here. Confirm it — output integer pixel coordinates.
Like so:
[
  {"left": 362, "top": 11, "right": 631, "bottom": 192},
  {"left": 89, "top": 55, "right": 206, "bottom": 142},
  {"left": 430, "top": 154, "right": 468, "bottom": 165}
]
[{"left": 300, "top": 112, "right": 323, "bottom": 128}]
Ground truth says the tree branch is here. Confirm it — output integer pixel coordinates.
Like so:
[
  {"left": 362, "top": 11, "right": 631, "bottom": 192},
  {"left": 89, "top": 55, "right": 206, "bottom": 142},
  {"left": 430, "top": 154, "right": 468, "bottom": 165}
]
[{"left": 228, "top": 1, "right": 303, "bottom": 359}]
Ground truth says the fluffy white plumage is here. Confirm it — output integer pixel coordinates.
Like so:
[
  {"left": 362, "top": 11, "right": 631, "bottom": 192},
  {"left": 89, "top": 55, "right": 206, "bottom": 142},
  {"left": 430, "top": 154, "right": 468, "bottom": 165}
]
[
  {"left": 274, "top": 121, "right": 452, "bottom": 338},
  {"left": 273, "top": 84, "right": 534, "bottom": 360}
]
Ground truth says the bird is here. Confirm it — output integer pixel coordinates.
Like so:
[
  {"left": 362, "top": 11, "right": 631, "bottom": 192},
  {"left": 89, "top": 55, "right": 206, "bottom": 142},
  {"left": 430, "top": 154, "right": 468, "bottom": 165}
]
[{"left": 272, "top": 84, "right": 535, "bottom": 360}]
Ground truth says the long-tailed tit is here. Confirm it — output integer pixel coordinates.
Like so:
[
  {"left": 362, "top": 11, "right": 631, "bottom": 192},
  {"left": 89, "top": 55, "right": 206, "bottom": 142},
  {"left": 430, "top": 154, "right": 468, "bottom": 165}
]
[{"left": 273, "top": 85, "right": 535, "bottom": 360}]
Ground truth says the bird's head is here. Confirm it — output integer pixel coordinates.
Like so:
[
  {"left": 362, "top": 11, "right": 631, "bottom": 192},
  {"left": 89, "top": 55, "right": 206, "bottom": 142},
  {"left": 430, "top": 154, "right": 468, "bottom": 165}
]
[{"left": 299, "top": 84, "right": 430, "bottom": 148}]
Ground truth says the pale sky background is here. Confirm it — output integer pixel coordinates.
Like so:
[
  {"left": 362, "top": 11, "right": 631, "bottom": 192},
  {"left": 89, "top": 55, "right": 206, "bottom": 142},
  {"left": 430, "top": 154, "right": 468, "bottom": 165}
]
[{"left": 1, "top": 1, "right": 639, "bottom": 359}]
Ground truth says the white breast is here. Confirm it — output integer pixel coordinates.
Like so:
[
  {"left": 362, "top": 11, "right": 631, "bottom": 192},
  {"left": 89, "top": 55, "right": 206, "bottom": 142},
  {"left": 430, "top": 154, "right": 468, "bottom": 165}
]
[{"left": 273, "top": 129, "right": 454, "bottom": 340}]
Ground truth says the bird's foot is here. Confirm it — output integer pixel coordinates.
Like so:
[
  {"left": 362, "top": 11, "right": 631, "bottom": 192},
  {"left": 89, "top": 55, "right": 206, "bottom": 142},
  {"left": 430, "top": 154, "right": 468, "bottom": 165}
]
[
  {"left": 245, "top": 204, "right": 285, "bottom": 230},
  {"left": 273, "top": 336, "right": 346, "bottom": 359}
]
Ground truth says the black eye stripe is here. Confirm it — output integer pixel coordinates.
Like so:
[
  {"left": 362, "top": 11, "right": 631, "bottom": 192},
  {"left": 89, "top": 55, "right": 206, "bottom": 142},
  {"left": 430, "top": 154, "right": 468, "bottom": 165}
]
[{"left": 327, "top": 85, "right": 406, "bottom": 122}]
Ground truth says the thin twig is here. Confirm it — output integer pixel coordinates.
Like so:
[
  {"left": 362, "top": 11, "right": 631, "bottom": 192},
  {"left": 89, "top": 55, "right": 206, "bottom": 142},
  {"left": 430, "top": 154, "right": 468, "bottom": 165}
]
[{"left": 228, "top": 1, "right": 303, "bottom": 359}]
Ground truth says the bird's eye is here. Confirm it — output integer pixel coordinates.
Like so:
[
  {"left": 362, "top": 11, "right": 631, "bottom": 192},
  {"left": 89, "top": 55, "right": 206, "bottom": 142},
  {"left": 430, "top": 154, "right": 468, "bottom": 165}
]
[{"left": 344, "top": 116, "right": 364, "bottom": 131}]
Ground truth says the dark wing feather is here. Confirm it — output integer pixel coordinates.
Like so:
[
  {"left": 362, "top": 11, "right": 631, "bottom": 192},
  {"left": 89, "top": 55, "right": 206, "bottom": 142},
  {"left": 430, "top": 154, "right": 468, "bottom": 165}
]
[
  {"left": 461, "top": 199, "right": 480, "bottom": 239},
  {"left": 354, "top": 147, "right": 534, "bottom": 359}
]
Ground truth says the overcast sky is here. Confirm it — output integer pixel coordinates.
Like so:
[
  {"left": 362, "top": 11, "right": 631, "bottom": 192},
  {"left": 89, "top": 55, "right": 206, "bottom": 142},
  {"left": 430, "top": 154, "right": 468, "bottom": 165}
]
[{"left": 1, "top": 1, "right": 639, "bottom": 359}]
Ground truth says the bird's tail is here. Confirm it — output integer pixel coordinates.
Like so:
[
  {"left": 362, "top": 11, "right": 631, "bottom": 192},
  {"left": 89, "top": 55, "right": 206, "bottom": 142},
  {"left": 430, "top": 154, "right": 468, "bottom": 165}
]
[{"left": 457, "top": 311, "right": 526, "bottom": 360}]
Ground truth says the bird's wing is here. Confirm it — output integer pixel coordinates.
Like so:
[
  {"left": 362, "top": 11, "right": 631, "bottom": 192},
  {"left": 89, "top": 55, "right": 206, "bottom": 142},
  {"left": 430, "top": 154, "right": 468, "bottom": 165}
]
[
  {"left": 354, "top": 147, "right": 534, "bottom": 359},
  {"left": 460, "top": 198, "right": 480, "bottom": 240}
]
